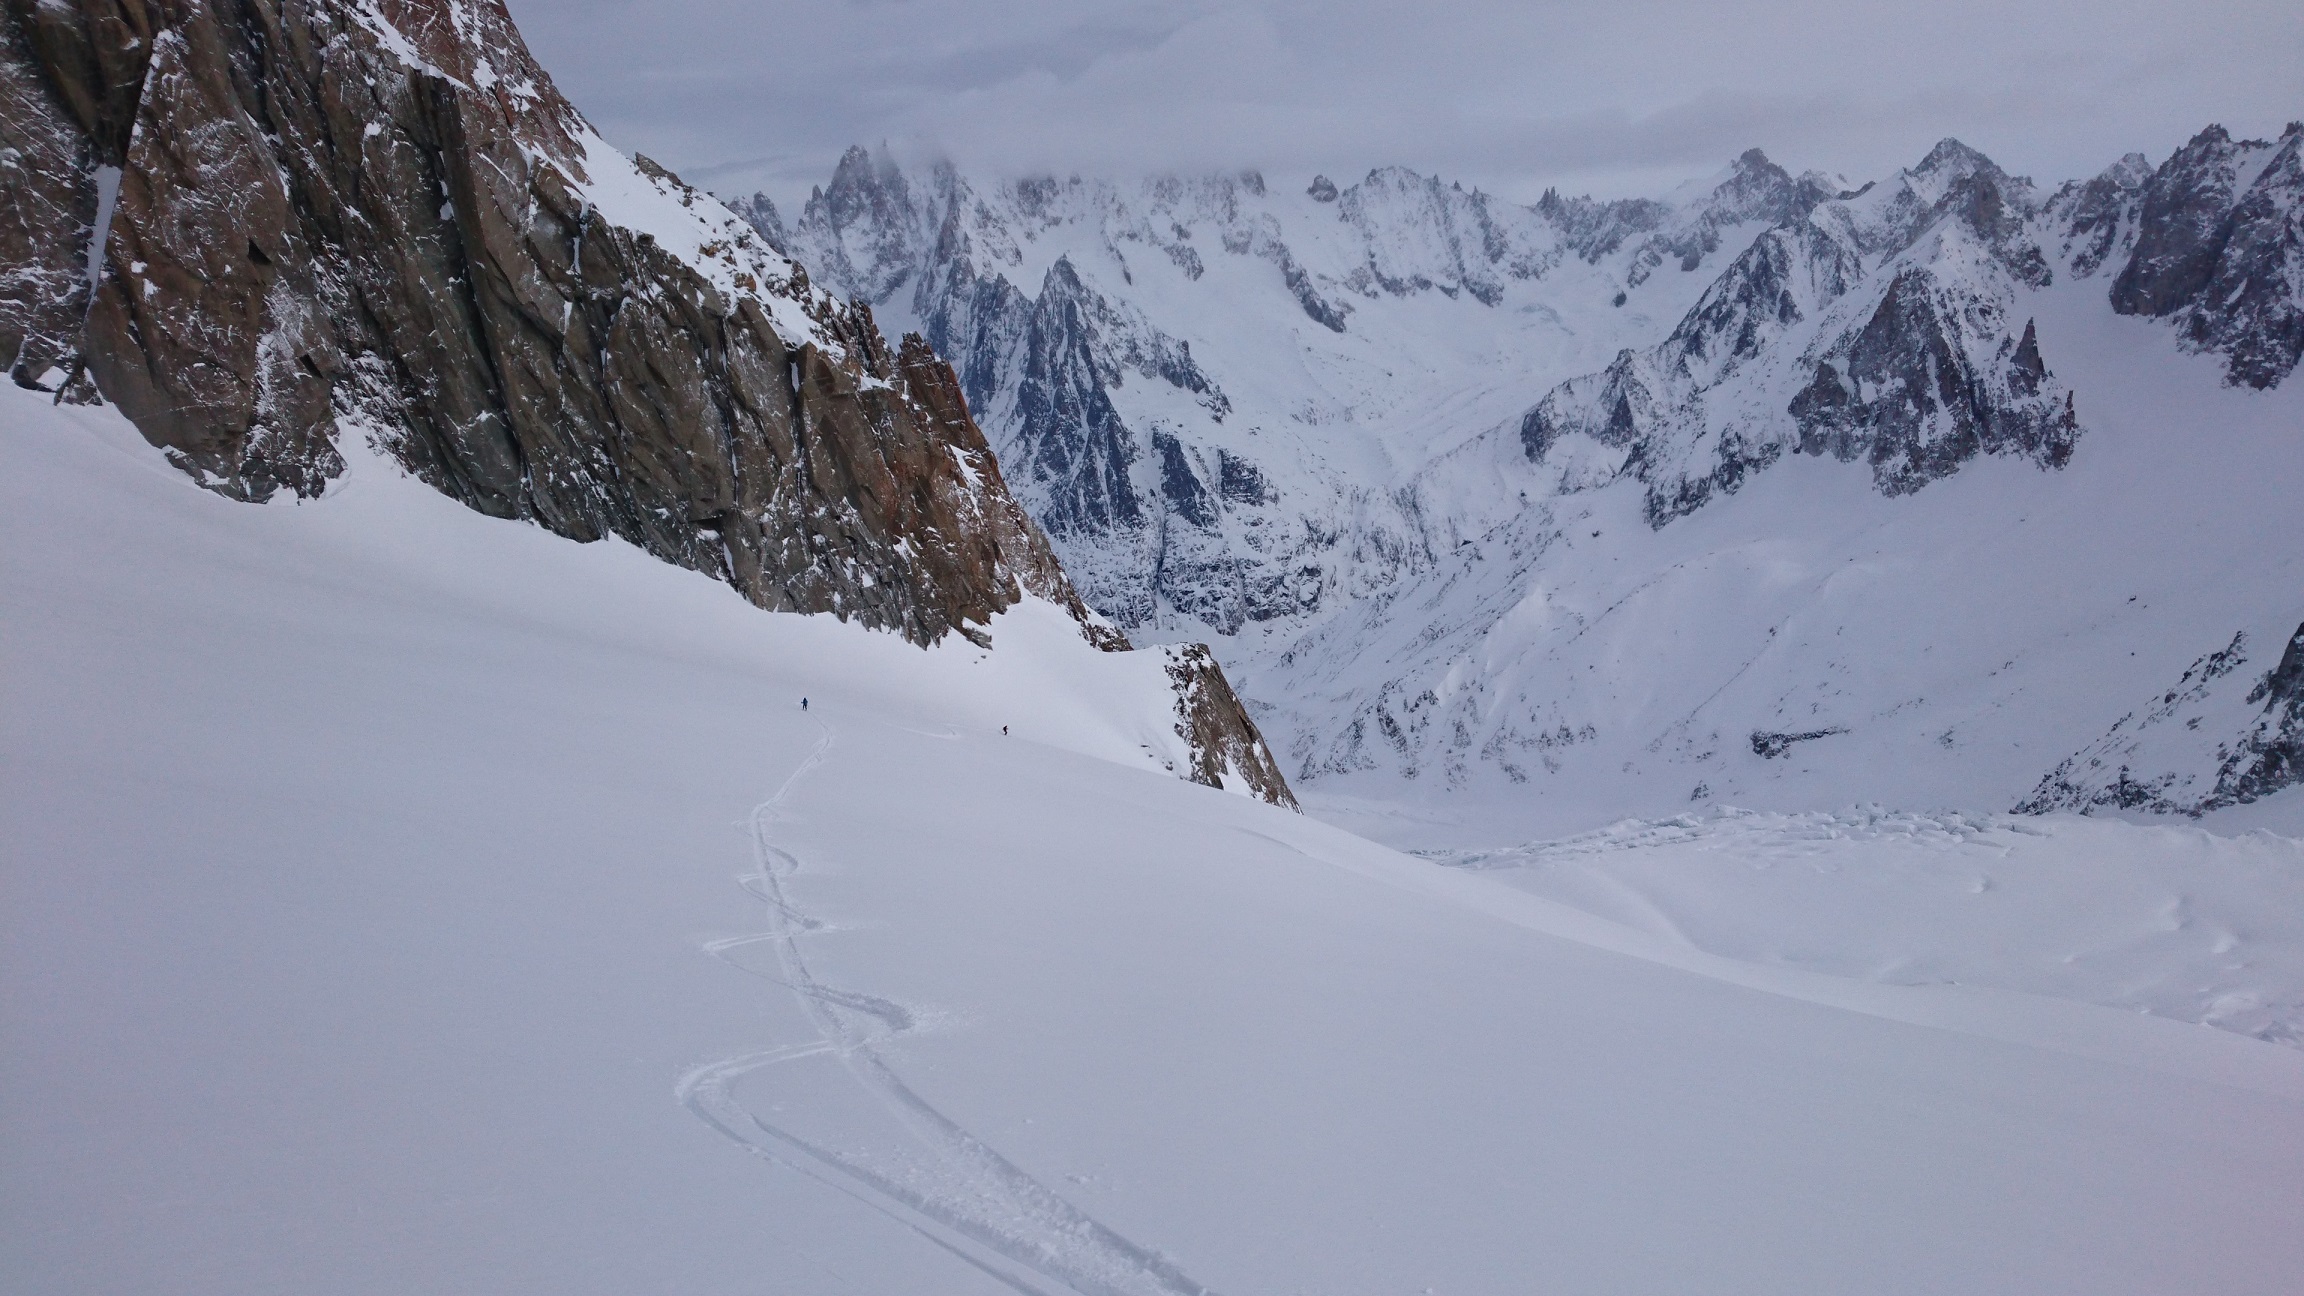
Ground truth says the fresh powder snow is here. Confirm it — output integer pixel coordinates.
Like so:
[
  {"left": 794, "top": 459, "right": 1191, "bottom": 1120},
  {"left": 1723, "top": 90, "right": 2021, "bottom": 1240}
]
[{"left": 7, "top": 381, "right": 2302, "bottom": 1295}]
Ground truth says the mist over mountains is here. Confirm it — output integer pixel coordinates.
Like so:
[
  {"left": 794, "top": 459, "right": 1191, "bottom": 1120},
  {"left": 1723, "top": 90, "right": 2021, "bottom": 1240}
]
[{"left": 503, "top": 0, "right": 2304, "bottom": 214}]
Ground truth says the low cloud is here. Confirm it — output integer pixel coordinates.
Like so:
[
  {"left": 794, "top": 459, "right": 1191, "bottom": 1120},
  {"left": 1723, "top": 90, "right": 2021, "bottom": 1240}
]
[{"left": 506, "top": 0, "right": 2304, "bottom": 204}]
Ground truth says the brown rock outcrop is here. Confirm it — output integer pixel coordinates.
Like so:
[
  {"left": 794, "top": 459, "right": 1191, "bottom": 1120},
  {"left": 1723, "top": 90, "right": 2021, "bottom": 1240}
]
[
  {"left": 2, "top": 0, "right": 1288, "bottom": 803},
  {"left": 6, "top": 0, "right": 1103, "bottom": 642},
  {"left": 1164, "top": 644, "right": 1298, "bottom": 809}
]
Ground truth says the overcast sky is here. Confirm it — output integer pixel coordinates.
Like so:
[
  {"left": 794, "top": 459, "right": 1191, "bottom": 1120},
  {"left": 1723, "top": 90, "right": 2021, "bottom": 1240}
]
[{"left": 503, "top": 0, "right": 2303, "bottom": 207}]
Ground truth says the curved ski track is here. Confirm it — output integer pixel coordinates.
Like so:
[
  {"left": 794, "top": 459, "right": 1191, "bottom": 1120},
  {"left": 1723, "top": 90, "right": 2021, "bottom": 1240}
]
[{"left": 679, "top": 720, "right": 1222, "bottom": 1296}]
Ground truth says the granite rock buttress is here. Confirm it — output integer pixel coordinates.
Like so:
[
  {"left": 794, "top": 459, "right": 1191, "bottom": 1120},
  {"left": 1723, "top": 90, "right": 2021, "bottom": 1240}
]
[
  {"left": 1, "top": 0, "right": 1088, "bottom": 645},
  {"left": 1, "top": 0, "right": 1290, "bottom": 804}
]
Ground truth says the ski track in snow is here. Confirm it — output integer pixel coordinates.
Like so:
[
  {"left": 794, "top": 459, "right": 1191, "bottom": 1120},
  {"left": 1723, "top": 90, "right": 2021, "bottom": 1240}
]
[{"left": 678, "top": 721, "right": 1221, "bottom": 1296}]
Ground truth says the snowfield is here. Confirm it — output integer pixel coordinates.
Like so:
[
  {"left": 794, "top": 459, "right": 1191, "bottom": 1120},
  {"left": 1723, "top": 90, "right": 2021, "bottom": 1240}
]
[
  {"left": 7, "top": 388, "right": 2304, "bottom": 1293},
  {"left": 1278, "top": 270, "right": 2304, "bottom": 841},
  {"left": 1434, "top": 807, "right": 2304, "bottom": 1048}
]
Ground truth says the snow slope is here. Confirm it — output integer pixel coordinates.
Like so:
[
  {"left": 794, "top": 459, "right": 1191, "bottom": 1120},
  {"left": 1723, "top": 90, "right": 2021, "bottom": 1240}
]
[
  {"left": 8, "top": 387, "right": 2304, "bottom": 1292},
  {"left": 1281, "top": 269, "right": 2304, "bottom": 841},
  {"left": 1436, "top": 808, "right": 2304, "bottom": 1048}
]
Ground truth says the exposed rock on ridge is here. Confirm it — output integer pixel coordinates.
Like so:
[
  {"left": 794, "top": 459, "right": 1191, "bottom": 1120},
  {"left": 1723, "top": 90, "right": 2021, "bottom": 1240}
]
[
  {"left": 2019, "top": 621, "right": 2304, "bottom": 817},
  {"left": 1521, "top": 138, "right": 2080, "bottom": 525},
  {"left": 0, "top": 1, "right": 101, "bottom": 392},
  {"left": 1162, "top": 643, "right": 1297, "bottom": 809},
  {"left": 2100, "top": 123, "right": 2304, "bottom": 389},
  {"left": 2045, "top": 151, "right": 2151, "bottom": 278},
  {"left": 0, "top": 0, "right": 1293, "bottom": 806}
]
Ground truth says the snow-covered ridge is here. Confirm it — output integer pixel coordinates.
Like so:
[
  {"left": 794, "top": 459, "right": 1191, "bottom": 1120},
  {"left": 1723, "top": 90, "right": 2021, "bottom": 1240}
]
[
  {"left": 736, "top": 143, "right": 1829, "bottom": 636},
  {"left": 1522, "top": 139, "right": 2074, "bottom": 526},
  {"left": 748, "top": 129, "right": 2302, "bottom": 825},
  {"left": 2022, "top": 620, "right": 2304, "bottom": 818}
]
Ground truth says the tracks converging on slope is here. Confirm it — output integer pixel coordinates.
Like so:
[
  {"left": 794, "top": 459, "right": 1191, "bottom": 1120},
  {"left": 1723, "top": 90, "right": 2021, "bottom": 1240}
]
[{"left": 678, "top": 720, "right": 1222, "bottom": 1296}]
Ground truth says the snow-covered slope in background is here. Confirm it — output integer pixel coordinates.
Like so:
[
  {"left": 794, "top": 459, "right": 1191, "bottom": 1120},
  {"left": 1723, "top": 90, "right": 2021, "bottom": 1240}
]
[
  {"left": 9, "top": 388, "right": 2304, "bottom": 1296},
  {"left": 747, "top": 146, "right": 1836, "bottom": 635},
  {"left": 744, "top": 126, "right": 2304, "bottom": 830},
  {"left": 1436, "top": 808, "right": 2304, "bottom": 1045},
  {"left": 1518, "top": 139, "right": 2074, "bottom": 523},
  {"left": 1279, "top": 272, "right": 2303, "bottom": 841}
]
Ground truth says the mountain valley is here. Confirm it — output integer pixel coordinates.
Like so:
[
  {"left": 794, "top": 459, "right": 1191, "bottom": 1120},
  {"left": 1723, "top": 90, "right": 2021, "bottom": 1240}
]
[
  {"left": 740, "top": 125, "right": 2304, "bottom": 838},
  {"left": 5, "top": 2, "right": 2302, "bottom": 1292}
]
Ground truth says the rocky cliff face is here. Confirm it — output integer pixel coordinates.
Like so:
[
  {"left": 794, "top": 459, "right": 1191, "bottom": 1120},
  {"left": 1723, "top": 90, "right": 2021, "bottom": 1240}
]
[
  {"left": 1521, "top": 139, "right": 2079, "bottom": 526},
  {"left": 2044, "top": 151, "right": 2151, "bottom": 278},
  {"left": 742, "top": 146, "right": 1850, "bottom": 638},
  {"left": 1160, "top": 643, "right": 1297, "bottom": 809},
  {"left": 2089, "top": 123, "right": 2304, "bottom": 389},
  {"left": 0, "top": 0, "right": 1292, "bottom": 806},
  {"left": 0, "top": 1, "right": 102, "bottom": 394},
  {"left": 2019, "top": 621, "right": 2304, "bottom": 817}
]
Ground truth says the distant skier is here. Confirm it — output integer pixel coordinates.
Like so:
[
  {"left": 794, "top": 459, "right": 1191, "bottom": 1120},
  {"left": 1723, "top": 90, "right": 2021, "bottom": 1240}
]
[
  {"left": 1002, "top": 725, "right": 1008, "bottom": 735},
  {"left": 801, "top": 697, "right": 809, "bottom": 712}
]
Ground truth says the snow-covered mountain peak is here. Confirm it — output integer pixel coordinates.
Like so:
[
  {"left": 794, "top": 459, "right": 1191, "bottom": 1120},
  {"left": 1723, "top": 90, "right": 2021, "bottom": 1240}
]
[
  {"left": 747, "top": 129, "right": 2301, "bottom": 818},
  {"left": 1325, "top": 166, "right": 1562, "bottom": 307},
  {"left": 793, "top": 142, "right": 943, "bottom": 306},
  {"left": 1808, "top": 137, "right": 2043, "bottom": 273},
  {"left": 1614, "top": 146, "right": 1846, "bottom": 290},
  {"left": 1710, "top": 147, "right": 1841, "bottom": 221},
  {"left": 2106, "top": 121, "right": 2304, "bottom": 388},
  {"left": 2045, "top": 151, "right": 2154, "bottom": 278},
  {"left": 1911, "top": 136, "right": 2028, "bottom": 194},
  {"left": 1521, "top": 137, "right": 2070, "bottom": 533}
]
